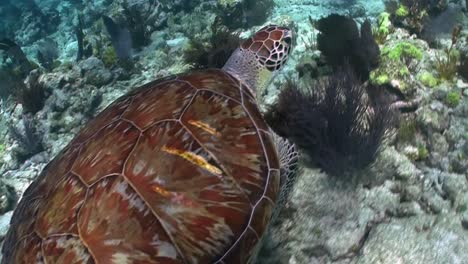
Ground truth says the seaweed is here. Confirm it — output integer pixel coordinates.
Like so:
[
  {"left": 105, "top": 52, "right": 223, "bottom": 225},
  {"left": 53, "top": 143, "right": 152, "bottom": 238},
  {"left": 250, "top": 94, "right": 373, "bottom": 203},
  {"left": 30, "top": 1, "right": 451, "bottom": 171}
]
[
  {"left": 36, "top": 38, "right": 59, "bottom": 71},
  {"left": 373, "top": 12, "right": 394, "bottom": 44},
  {"left": 121, "top": 0, "right": 163, "bottom": 49},
  {"left": 184, "top": 17, "right": 241, "bottom": 69},
  {"left": 445, "top": 91, "right": 461, "bottom": 107},
  {"left": 0, "top": 38, "right": 34, "bottom": 78},
  {"left": 421, "top": 4, "right": 464, "bottom": 45},
  {"left": 15, "top": 69, "right": 46, "bottom": 114},
  {"left": 75, "top": 13, "right": 91, "bottom": 61},
  {"left": 459, "top": 52, "right": 468, "bottom": 81},
  {"left": 265, "top": 67, "right": 396, "bottom": 177},
  {"left": 434, "top": 25, "right": 462, "bottom": 81},
  {"left": 315, "top": 14, "right": 380, "bottom": 81},
  {"left": 217, "top": 0, "right": 275, "bottom": 29},
  {"left": 8, "top": 115, "right": 44, "bottom": 162},
  {"left": 303, "top": 16, "right": 318, "bottom": 52}
]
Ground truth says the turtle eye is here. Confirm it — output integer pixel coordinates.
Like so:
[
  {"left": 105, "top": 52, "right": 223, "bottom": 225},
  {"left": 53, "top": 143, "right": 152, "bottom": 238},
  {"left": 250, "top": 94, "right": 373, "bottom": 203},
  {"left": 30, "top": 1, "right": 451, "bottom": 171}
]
[{"left": 284, "top": 37, "right": 292, "bottom": 45}]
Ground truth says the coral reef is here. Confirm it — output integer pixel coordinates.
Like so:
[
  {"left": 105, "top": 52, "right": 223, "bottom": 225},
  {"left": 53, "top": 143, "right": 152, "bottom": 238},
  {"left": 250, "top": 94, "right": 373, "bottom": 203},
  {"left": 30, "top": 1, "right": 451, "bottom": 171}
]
[
  {"left": 0, "top": 1, "right": 467, "bottom": 263},
  {"left": 459, "top": 51, "right": 468, "bottom": 80},
  {"left": 373, "top": 12, "right": 394, "bottom": 44},
  {"left": 184, "top": 17, "right": 241, "bottom": 69},
  {"left": 8, "top": 115, "right": 44, "bottom": 162},
  {"left": 0, "top": 1, "right": 60, "bottom": 46},
  {"left": 418, "top": 71, "right": 439, "bottom": 87},
  {"left": 120, "top": 0, "right": 164, "bottom": 49},
  {"left": 15, "top": 69, "right": 46, "bottom": 114},
  {"left": 369, "top": 35, "right": 427, "bottom": 95},
  {"left": 216, "top": 0, "right": 275, "bottom": 29},
  {"left": 434, "top": 25, "right": 462, "bottom": 81}
]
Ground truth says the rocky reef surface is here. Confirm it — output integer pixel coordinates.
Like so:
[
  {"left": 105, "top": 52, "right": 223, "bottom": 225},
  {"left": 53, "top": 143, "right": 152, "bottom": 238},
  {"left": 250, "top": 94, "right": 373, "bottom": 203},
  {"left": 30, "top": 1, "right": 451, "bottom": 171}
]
[{"left": 0, "top": 0, "right": 467, "bottom": 263}]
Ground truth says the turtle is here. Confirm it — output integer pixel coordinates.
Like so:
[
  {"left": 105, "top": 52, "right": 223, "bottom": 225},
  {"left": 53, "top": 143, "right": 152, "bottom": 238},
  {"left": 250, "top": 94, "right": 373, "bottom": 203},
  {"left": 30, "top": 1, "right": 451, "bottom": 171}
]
[{"left": 2, "top": 25, "right": 298, "bottom": 264}]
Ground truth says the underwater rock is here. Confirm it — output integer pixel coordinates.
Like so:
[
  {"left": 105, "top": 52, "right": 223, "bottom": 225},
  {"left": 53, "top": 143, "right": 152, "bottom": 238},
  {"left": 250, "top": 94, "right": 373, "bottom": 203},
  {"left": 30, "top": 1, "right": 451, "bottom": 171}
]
[
  {"left": 120, "top": 0, "right": 169, "bottom": 49},
  {"left": 257, "top": 163, "right": 401, "bottom": 263},
  {"left": 462, "top": 213, "right": 468, "bottom": 229},
  {"left": 459, "top": 52, "right": 468, "bottom": 80},
  {"left": 421, "top": 3, "right": 466, "bottom": 44},
  {"left": 295, "top": 54, "right": 320, "bottom": 81},
  {"left": 78, "top": 57, "right": 112, "bottom": 86},
  {"left": 8, "top": 116, "right": 44, "bottom": 163},
  {"left": 370, "top": 33, "right": 428, "bottom": 96},
  {"left": 166, "top": 37, "right": 189, "bottom": 50},
  {"left": 216, "top": 0, "right": 275, "bottom": 29},
  {"left": 356, "top": 215, "right": 468, "bottom": 263},
  {"left": 0, "top": 181, "right": 16, "bottom": 215},
  {"left": 417, "top": 104, "right": 451, "bottom": 134},
  {"left": 0, "top": 38, "right": 35, "bottom": 78},
  {"left": 420, "top": 190, "right": 447, "bottom": 214},
  {"left": 0, "top": 211, "right": 13, "bottom": 242},
  {"left": 1, "top": 1, "right": 60, "bottom": 46},
  {"left": 35, "top": 38, "right": 59, "bottom": 71},
  {"left": 429, "top": 132, "right": 449, "bottom": 155},
  {"left": 184, "top": 18, "right": 241, "bottom": 69},
  {"left": 441, "top": 172, "right": 468, "bottom": 204}
]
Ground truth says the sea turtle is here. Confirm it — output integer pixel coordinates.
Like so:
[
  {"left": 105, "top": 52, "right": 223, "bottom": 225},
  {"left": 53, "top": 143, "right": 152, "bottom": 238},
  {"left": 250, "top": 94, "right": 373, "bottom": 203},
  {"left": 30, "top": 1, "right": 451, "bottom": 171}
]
[{"left": 2, "top": 25, "right": 297, "bottom": 263}]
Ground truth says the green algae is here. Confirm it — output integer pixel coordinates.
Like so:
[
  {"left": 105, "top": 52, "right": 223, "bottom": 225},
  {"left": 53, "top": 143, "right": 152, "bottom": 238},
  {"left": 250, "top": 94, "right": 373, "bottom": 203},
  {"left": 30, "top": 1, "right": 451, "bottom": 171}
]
[
  {"left": 445, "top": 91, "right": 461, "bottom": 107},
  {"left": 382, "top": 42, "right": 423, "bottom": 62},
  {"left": 374, "top": 12, "right": 392, "bottom": 44},
  {"left": 417, "top": 145, "right": 429, "bottom": 160},
  {"left": 398, "top": 119, "right": 418, "bottom": 143},
  {"left": 418, "top": 72, "right": 439, "bottom": 88},
  {"left": 369, "top": 72, "right": 390, "bottom": 85},
  {"left": 395, "top": 4, "right": 409, "bottom": 17},
  {"left": 370, "top": 41, "right": 424, "bottom": 92},
  {"left": 102, "top": 47, "right": 118, "bottom": 68}
]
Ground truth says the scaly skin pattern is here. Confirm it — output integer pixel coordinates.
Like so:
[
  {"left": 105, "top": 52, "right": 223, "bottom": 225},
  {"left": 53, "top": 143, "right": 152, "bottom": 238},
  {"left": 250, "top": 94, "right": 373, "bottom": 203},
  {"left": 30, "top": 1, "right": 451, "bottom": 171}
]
[
  {"left": 240, "top": 25, "right": 292, "bottom": 71},
  {"left": 2, "top": 69, "right": 280, "bottom": 264}
]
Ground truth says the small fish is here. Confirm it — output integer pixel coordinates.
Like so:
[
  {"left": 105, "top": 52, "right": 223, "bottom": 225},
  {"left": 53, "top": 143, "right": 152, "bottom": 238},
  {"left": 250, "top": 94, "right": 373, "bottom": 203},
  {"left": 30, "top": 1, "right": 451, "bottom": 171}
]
[
  {"left": 0, "top": 38, "right": 33, "bottom": 74},
  {"left": 102, "top": 15, "right": 133, "bottom": 60}
]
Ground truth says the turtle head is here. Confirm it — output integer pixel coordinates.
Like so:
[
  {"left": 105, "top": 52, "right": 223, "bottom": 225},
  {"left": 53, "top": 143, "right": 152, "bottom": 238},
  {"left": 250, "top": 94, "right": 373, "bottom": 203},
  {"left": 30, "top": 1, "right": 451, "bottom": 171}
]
[{"left": 223, "top": 25, "right": 293, "bottom": 98}]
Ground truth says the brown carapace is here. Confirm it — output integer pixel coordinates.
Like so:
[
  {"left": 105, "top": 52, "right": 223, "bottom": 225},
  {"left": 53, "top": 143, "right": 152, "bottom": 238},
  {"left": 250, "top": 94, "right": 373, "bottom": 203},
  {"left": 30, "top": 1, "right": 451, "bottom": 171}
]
[
  {"left": 2, "top": 24, "right": 295, "bottom": 264},
  {"left": 2, "top": 69, "right": 281, "bottom": 263}
]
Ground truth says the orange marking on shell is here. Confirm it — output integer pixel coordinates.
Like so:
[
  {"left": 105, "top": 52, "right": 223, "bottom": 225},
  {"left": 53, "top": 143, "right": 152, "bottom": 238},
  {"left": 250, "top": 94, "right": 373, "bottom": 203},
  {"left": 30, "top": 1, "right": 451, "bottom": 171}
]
[
  {"left": 161, "top": 146, "right": 223, "bottom": 175},
  {"left": 151, "top": 185, "right": 172, "bottom": 198},
  {"left": 151, "top": 185, "right": 197, "bottom": 208},
  {"left": 188, "top": 120, "right": 221, "bottom": 137}
]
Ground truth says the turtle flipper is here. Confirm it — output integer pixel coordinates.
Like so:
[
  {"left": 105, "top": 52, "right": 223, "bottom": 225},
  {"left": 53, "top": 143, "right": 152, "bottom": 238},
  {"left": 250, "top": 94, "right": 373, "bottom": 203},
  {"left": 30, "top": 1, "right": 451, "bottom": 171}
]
[{"left": 271, "top": 133, "right": 299, "bottom": 220}]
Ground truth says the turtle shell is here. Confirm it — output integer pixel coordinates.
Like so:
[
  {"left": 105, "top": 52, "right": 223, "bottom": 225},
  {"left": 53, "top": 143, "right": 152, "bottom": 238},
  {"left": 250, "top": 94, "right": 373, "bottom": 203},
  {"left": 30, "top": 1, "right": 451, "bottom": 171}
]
[{"left": 2, "top": 69, "right": 281, "bottom": 264}]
